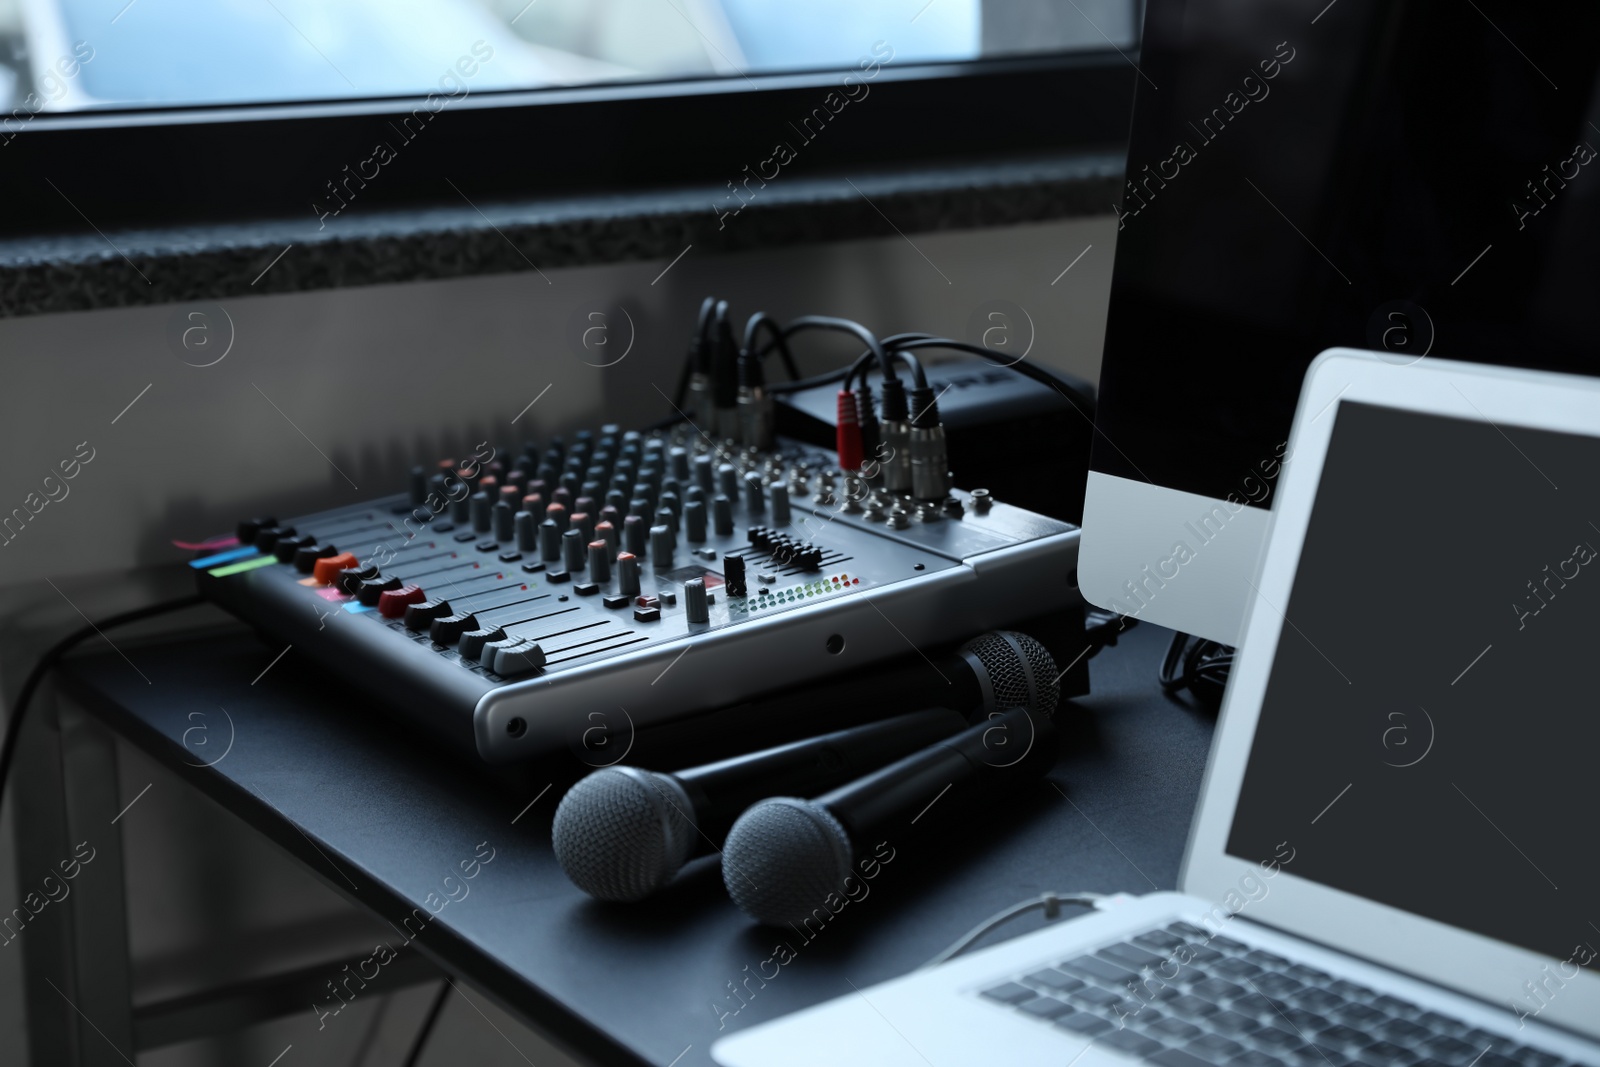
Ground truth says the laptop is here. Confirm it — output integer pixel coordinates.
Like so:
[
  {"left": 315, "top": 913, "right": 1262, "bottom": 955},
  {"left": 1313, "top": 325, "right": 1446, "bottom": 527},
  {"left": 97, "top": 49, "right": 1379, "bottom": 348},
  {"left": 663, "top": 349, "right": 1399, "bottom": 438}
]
[{"left": 713, "top": 349, "right": 1600, "bottom": 1067}]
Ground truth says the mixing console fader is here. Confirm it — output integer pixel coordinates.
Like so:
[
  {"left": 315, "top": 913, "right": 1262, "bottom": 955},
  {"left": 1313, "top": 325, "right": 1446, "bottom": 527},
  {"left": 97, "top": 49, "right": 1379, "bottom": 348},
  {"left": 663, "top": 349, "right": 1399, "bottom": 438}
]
[{"left": 195, "top": 425, "right": 1079, "bottom": 762}]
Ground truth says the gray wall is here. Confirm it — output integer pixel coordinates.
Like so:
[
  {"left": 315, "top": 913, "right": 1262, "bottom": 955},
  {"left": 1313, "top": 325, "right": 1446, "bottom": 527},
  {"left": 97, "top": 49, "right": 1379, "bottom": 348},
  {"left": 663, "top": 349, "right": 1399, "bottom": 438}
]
[{"left": 0, "top": 212, "right": 1117, "bottom": 1065}]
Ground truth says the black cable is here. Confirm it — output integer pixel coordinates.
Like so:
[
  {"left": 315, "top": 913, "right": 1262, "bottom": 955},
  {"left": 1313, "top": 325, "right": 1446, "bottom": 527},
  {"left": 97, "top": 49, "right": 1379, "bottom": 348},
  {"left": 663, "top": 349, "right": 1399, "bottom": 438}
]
[
  {"left": 0, "top": 594, "right": 204, "bottom": 819},
  {"left": 743, "top": 312, "right": 801, "bottom": 382},
  {"left": 777, "top": 316, "right": 892, "bottom": 380},
  {"left": 402, "top": 978, "right": 453, "bottom": 1067},
  {"left": 672, "top": 296, "right": 720, "bottom": 410},
  {"left": 871, "top": 337, "right": 1096, "bottom": 420},
  {"left": 1158, "top": 632, "right": 1234, "bottom": 710}
]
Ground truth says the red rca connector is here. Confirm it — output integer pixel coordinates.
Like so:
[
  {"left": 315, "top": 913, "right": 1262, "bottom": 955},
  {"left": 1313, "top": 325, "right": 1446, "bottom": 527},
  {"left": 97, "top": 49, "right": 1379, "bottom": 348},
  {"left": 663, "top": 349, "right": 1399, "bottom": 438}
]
[{"left": 835, "top": 389, "right": 864, "bottom": 471}]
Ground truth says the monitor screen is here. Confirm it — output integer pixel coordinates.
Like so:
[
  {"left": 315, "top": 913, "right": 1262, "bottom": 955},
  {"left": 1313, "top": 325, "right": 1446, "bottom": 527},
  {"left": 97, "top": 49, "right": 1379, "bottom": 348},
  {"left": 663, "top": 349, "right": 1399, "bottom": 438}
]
[
  {"left": 1226, "top": 400, "right": 1599, "bottom": 965},
  {"left": 1094, "top": 0, "right": 1600, "bottom": 510}
]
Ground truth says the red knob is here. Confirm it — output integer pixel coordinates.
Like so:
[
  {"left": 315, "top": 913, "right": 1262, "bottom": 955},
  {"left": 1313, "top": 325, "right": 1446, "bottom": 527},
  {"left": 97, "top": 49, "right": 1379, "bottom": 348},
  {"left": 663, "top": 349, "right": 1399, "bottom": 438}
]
[{"left": 378, "top": 584, "right": 426, "bottom": 618}]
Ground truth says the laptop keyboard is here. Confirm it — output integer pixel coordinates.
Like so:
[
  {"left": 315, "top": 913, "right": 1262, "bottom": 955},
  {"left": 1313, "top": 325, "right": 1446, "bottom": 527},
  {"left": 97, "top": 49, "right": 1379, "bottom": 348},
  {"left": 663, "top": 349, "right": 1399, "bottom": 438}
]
[{"left": 979, "top": 921, "right": 1582, "bottom": 1067}]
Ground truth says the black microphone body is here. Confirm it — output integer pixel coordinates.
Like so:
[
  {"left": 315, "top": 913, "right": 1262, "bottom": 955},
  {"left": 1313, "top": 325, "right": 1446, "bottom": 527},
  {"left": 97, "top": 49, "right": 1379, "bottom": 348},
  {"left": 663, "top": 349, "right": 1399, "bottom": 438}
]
[
  {"left": 552, "top": 707, "right": 967, "bottom": 901},
  {"left": 721, "top": 706, "right": 1059, "bottom": 925},
  {"left": 726, "top": 630, "right": 1055, "bottom": 725},
  {"left": 670, "top": 707, "right": 969, "bottom": 844}
]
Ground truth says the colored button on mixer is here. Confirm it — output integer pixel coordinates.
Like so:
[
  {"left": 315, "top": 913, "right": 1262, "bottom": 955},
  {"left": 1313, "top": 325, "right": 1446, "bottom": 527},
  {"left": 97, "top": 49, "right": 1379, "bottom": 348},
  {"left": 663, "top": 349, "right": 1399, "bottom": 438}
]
[
  {"left": 378, "top": 585, "right": 426, "bottom": 618},
  {"left": 313, "top": 552, "right": 359, "bottom": 586}
]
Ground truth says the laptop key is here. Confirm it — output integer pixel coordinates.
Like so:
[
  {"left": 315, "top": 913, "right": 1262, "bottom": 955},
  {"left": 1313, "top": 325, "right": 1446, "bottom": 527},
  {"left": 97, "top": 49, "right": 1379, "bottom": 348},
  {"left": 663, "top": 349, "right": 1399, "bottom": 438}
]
[
  {"left": 1168, "top": 994, "right": 1222, "bottom": 1018},
  {"left": 1244, "top": 949, "right": 1290, "bottom": 969},
  {"left": 1210, "top": 1010, "right": 1263, "bottom": 1035},
  {"left": 1149, "top": 1017, "right": 1204, "bottom": 1040},
  {"left": 1073, "top": 986, "right": 1124, "bottom": 1007},
  {"left": 1336, "top": 1003, "right": 1386, "bottom": 1026},
  {"left": 1504, "top": 1049, "right": 1562, "bottom": 1067},
  {"left": 1026, "top": 967, "right": 1086, "bottom": 992},
  {"left": 1316, "top": 1024, "right": 1371, "bottom": 1048},
  {"left": 1328, "top": 979, "right": 1377, "bottom": 1001},
  {"left": 1101, "top": 942, "right": 1169, "bottom": 968},
  {"left": 1213, "top": 959, "right": 1264, "bottom": 980},
  {"left": 1293, "top": 990, "right": 1344, "bottom": 1013},
  {"left": 1135, "top": 931, "right": 1190, "bottom": 951},
  {"left": 1353, "top": 1040, "right": 1417, "bottom": 1065},
  {"left": 1063, "top": 955, "right": 1141, "bottom": 985},
  {"left": 1169, "top": 922, "right": 1211, "bottom": 939},
  {"left": 1252, "top": 1029, "right": 1310, "bottom": 1052},
  {"left": 1190, "top": 978, "right": 1249, "bottom": 1001},
  {"left": 1380, "top": 1018, "right": 1431, "bottom": 1044},
  {"left": 1017, "top": 997, "right": 1072, "bottom": 1020},
  {"left": 1284, "top": 964, "right": 1331, "bottom": 984},
  {"left": 1371, "top": 995, "right": 1422, "bottom": 1019},
  {"left": 1151, "top": 1050, "right": 1218, "bottom": 1067},
  {"left": 1191, "top": 1035, "right": 1245, "bottom": 1059},
  {"left": 1422, "top": 1035, "right": 1482, "bottom": 1063},
  {"left": 1054, "top": 1011, "right": 1114, "bottom": 1036},
  {"left": 1416, "top": 1011, "right": 1471, "bottom": 1038},
  {"left": 1252, "top": 977, "right": 1303, "bottom": 1002},
  {"left": 979, "top": 982, "right": 1037, "bottom": 1004},
  {"left": 1097, "top": 1029, "right": 1164, "bottom": 1057},
  {"left": 1210, "top": 935, "right": 1249, "bottom": 953},
  {"left": 1227, "top": 1052, "right": 1290, "bottom": 1067}
]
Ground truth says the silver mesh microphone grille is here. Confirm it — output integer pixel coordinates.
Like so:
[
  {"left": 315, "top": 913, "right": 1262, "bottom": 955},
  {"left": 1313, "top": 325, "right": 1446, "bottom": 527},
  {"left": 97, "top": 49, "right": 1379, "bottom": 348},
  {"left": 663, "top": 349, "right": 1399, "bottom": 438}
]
[
  {"left": 959, "top": 630, "right": 1060, "bottom": 714},
  {"left": 721, "top": 798, "right": 854, "bottom": 927},
  {"left": 551, "top": 767, "right": 695, "bottom": 902}
]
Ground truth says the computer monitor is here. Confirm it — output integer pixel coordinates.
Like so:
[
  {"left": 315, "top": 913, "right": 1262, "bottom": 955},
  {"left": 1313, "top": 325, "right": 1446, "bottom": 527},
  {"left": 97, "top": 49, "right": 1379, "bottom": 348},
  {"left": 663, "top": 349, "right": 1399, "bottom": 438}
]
[{"left": 1080, "top": 0, "right": 1600, "bottom": 644}]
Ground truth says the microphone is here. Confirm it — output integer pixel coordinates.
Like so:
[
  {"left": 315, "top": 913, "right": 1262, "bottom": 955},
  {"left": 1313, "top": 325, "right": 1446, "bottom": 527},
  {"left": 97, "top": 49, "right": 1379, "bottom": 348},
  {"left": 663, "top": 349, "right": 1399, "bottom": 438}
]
[
  {"left": 731, "top": 630, "right": 1062, "bottom": 723},
  {"left": 552, "top": 707, "right": 968, "bottom": 902},
  {"left": 721, "top": 705, "right": 1058, "bottom": 926}
]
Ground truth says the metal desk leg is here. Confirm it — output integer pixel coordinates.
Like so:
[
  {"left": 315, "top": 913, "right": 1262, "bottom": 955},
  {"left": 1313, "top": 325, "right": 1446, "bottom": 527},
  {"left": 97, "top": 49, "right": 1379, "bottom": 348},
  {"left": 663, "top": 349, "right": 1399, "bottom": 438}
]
[{"left": 13, "top": 690, "right": 136, "bottom": 1067}]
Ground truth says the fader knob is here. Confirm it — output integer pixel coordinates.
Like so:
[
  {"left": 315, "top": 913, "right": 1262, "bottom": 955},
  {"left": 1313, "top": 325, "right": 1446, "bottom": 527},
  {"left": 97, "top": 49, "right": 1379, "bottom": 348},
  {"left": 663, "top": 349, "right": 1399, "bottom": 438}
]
[
  {"left": 669, "top": 446, "right": 690, "bottom": 482},
  {"left": 378, "top": 585, "right": 426, "bottom": 619},
  {"left": 295, "top": 543, "right": 338, "bottom": 573},
  {"left": 718, "top": 464, "right": 739, "bottom": 501},
  {"left": 694, "top": 454, "right": 714, "bottom": 495},
  {"left": 539, "top": 520, "right": 562, "bottom": 562},
  {"left": 458, "top": 626, "right": 507, "bottom": 660},
  {"left": 493, "top": 501, "right": 514, "bottom": 542},
  {"left": 713, "top": 494, "right": 734, "bottom": 537},
  {"left": 587, "top": 541, "right": 611, "bottom": 584},
  {"left": 404, "top": 598, "right": 452, "bottom": 630},
  {"left": 515, "top": 512, "right": 537, "bottom": 554},
  {"left": 744, "top": 473, "right": 765, "bottom": 517},
  {"left": 684, "top": 500, "right": 707, "bottom": 543},
  {"left": 684, "top": 577, "right": 710, "bottom": 624},
  {"left": 617, "top": 552, "right": 641, "bottom": 596},
  {"left": 770, "top": 483, "right": 790, "bottom": 526},
  {"left": 649, "top": 525, "right": 673, "bottom": 567},
  {"left": 562, "top": 528, "right": 586, "bottom": 572},
  {"left": 429, "top": 612, "right": 478, "bottom": 645},
  {"left": 492, "top": 640, "right": 546, "bottom": 677},
  {"left": 623, "top": 514, "right": 647, "bottom": 557},
  {"left": 236, "top": 515, "right": 277, "bottom": 544},
  {"left": 409, "top": 466, "right": 427, "bottom": 506},
  {"left": 723, "top": 553, "right": 746, "bottom": 597}
]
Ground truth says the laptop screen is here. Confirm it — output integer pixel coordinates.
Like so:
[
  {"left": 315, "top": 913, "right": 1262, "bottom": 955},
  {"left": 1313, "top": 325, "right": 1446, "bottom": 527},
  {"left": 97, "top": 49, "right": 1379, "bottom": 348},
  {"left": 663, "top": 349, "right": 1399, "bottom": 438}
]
[{"left": 1226, "top": 400, "right": 1598, "bottom": 964}]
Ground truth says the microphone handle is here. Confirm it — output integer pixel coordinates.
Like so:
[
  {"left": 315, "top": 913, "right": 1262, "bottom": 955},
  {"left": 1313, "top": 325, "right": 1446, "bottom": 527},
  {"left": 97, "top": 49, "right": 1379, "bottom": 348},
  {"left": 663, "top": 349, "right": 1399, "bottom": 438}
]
[
  {"left": 709, "top": 649, "right": 985, "bottom": 732},
  {"left": 672, "top": 707, "right": 970, "bottom": 844},
  {"left": 818, "top": 706, "right": 1058, "bottom": 852}
]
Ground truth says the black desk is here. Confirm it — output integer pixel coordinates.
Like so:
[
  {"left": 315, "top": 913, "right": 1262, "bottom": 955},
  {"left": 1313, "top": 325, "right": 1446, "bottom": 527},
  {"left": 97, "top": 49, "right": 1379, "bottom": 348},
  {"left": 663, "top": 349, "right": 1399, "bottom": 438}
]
[{"left": 57, "top": 620, "right": 1212, "bottom": 1067}]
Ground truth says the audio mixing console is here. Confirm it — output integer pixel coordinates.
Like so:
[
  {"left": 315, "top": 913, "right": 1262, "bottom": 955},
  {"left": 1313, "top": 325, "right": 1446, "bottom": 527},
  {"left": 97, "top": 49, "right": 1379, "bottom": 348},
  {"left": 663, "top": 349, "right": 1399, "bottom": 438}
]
[{"left": 194, "top": 425, "right": 1079, "bottom": 762}]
